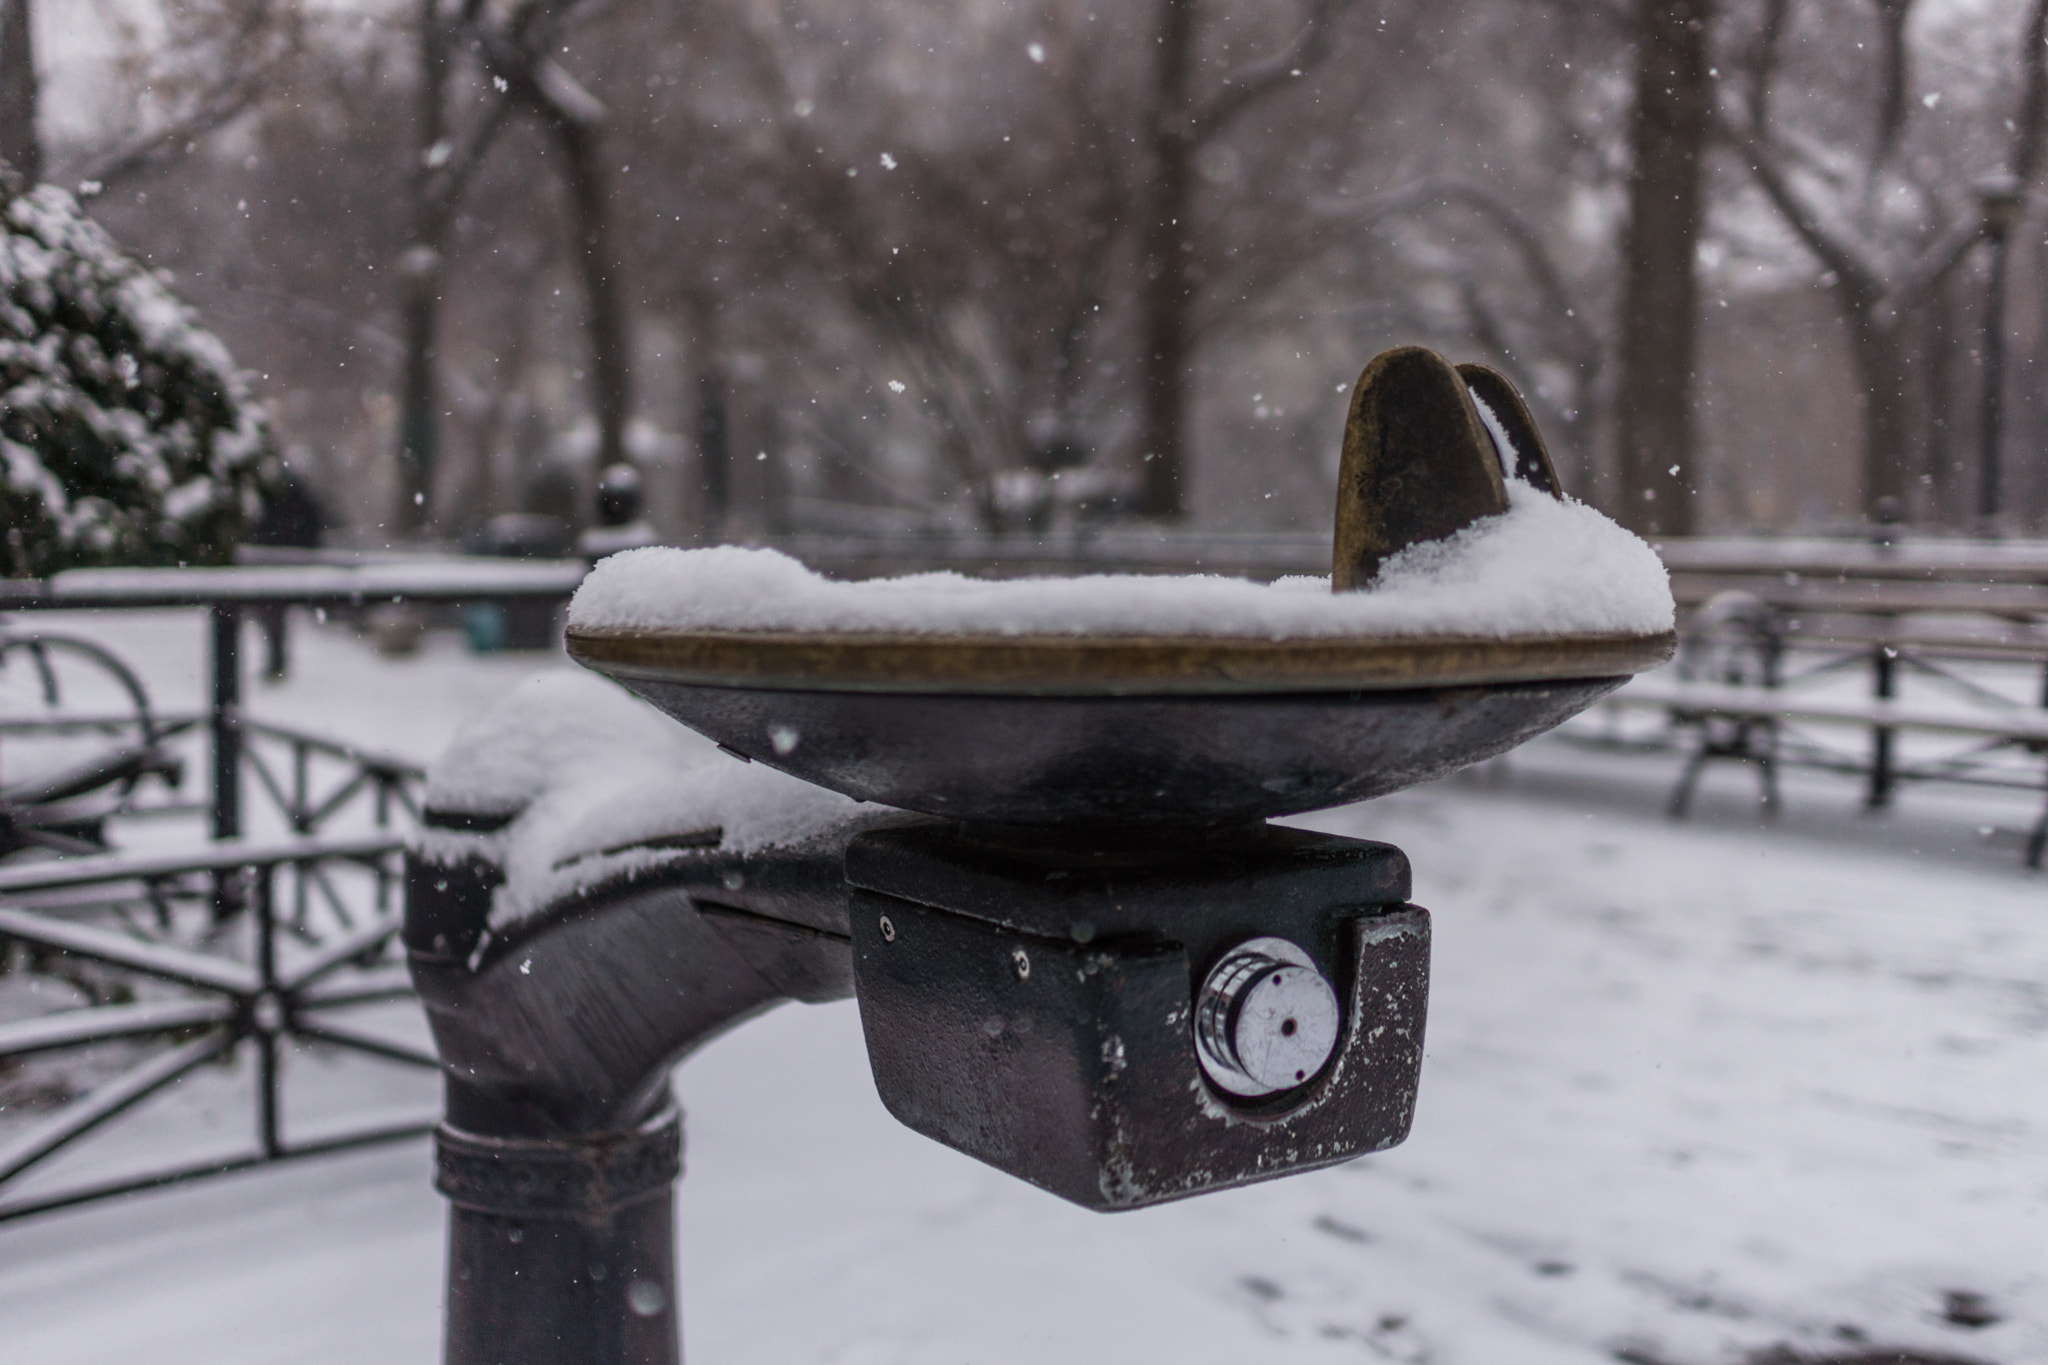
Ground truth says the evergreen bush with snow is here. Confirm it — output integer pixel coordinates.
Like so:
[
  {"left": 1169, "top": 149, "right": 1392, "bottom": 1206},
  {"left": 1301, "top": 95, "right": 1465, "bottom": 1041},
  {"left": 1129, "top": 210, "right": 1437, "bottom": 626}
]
[{"left": 0, "top": 182, "right": 277, "bottom": 578}]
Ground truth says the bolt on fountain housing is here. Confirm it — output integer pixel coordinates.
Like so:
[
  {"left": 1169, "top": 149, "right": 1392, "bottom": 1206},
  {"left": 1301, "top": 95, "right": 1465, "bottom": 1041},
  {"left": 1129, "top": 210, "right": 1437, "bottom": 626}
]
[{"left": 411, "top": 346, "right": 1676, "bottom": 1364}]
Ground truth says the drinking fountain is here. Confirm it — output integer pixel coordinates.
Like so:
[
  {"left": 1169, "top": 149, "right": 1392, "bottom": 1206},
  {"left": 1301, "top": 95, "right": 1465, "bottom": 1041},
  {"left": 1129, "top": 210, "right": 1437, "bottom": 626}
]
[{"left": 405, "top": 347, "right": 1675, "bottom": 1364}]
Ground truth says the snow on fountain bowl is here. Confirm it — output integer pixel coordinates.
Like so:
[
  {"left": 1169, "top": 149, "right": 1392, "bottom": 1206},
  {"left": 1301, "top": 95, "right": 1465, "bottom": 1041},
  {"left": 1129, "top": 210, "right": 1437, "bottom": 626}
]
[{"left": 565, "top": 479, "right": 1675, "bottom": 827}]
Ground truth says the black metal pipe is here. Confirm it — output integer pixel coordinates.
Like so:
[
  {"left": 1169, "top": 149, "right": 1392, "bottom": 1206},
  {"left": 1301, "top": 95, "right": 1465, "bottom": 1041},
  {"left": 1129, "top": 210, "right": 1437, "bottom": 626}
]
[
  {"left": 406, "top": 833, "right": 863, "bottom": 1365},
  {"left": 1978, "top": 224, "right": 2013, "bottom": 530},
  {"left": 1865, "top": 642, "right": 1897, "bottom": 810},
  {"left": 209, "top": 604, "right": 243, "bottom": 919},
  {"left": 439, "top": 1106, "right": 682, "bottom": 1365}
]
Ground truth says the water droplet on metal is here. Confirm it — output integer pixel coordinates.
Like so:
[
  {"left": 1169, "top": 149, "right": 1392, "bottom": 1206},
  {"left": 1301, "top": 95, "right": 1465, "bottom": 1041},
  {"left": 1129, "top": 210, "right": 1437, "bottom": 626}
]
[{"left": 626, "top": 1279, "right": 667, "bottom": 1317}]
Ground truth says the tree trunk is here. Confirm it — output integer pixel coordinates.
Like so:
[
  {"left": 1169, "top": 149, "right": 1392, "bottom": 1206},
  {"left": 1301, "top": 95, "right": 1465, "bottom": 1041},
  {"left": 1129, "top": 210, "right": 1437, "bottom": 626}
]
[
  {"left": 394, "top": 0, "right": 448, "bottom": 539},
  {"left": 0, "top": 0, "right": 40, "bottom": 185},
  {"left": 1847, "top": 311, "right": 1913, "bottom": 520},
  {"left": 1871, "top": 0, "right": 1915, "bottom": 165},
  {"left": 1134, "top": 0, "right": 1198, "bottom": 521},
  {"left": 395, "top": 248, "right": 443, "bottom": 537},
  {"left": 688, "top": 292, "right": 729, "bottom": 537},
  {"left": 1613, "top": 0, "right": 1711, "bottom": 537},
  {"left": 1919, "top": 272, "right": 1960, "bottom": 525},
  {"left": 552, "top": 112, "right": 630, "bottom": 473}
]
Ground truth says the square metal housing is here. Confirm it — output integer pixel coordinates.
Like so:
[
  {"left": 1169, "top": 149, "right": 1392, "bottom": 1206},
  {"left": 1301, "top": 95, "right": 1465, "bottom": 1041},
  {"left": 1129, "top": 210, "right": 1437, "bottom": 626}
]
[{"left": 845, "top": 824, "right": 1430, "bottom": 1210}]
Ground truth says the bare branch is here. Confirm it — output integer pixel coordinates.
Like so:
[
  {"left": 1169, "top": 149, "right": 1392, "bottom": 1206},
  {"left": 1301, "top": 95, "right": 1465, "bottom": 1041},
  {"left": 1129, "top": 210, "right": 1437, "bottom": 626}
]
[
  {"left": 1889, "top": 216, "right": 1988, "bottom": 313},
  {"left": 75, "top": 2, "right": 300, "bottom": 190},
  {"left": 1870, "top": 0, "right": 1917, "bottom": 168},
  {"left": 1323, "top": 177, "right": 1601, "bottom": 371},
  {"left": 1189, "top": 0, "right": 1349, "bottom": 142},
  {"left": 533, "top": 59, "right": 606, "bottom": 127},
  {"left": 1742, "top": 0, "right": 1790, "bottom": 133},
  {"left": 421, "top": 95, "right": 516, "bottom": 227},
  {"left": 1715, "top": 108, "right": 1885, "bottom": 309},
  {"left": 2014, "top": 0, "right": 2048, "bottom": 182}
]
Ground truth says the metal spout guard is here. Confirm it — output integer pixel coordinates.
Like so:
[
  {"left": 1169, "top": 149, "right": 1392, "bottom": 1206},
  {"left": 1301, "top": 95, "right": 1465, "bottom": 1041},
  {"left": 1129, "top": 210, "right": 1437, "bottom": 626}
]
[
  {"left": 1458, "top": 361, "right": 1562, "bottom": 495},
  {"left": 1334, "top": 346, "right": 1565, "bottom": 590}
]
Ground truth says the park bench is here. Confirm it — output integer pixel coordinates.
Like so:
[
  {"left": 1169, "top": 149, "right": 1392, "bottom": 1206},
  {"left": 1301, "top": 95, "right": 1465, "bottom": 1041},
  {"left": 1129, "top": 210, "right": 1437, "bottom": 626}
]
[
  {"left": 1595, "top": 570, "right": 2048, "bottom": 866},
  {"left": 1605, "top": 677, "right": 2048, "bottom": 862}
]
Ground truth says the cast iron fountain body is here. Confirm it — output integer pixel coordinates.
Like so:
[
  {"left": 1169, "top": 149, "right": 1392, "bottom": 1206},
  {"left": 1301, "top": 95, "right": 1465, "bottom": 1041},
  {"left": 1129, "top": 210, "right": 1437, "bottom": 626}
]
[{"left": 405, "top": 348, "right": 1673, "bottom": 1364}]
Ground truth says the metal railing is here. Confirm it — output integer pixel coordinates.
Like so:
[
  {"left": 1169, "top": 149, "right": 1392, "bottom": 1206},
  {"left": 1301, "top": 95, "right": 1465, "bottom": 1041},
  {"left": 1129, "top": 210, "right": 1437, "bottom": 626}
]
[
  {"left": 0, "top": 835, "right": 428, "bottom": 1221},
  {"left": 0, "top": 561, "right": 586, "bottom": 1219}
]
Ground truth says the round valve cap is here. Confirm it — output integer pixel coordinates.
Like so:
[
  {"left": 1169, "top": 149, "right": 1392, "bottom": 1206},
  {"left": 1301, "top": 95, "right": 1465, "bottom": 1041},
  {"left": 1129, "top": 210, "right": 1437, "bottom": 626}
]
[{"left": 1194, "top": 936, "right": 1341, "bottom": 1098}]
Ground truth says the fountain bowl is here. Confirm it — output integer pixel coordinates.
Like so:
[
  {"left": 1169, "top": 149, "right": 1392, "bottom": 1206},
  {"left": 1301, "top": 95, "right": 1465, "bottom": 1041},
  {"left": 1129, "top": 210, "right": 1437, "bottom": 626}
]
[{"left": 566, "top": 627, "right": 1673, "bottom": 827}]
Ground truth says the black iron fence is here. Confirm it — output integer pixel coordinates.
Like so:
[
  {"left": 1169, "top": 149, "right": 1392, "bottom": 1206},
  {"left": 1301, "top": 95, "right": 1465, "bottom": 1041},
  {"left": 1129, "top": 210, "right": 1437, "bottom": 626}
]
[
  {"left": 0, "top": 560, "right": 584, "bottom": 1219},
  {"left": 0, "top": 835, "right": 425, "bottom": 1222}
]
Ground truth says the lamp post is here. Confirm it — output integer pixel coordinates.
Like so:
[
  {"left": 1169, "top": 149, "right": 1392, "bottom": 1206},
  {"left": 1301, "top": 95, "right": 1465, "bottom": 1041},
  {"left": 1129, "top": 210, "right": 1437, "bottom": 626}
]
[{"left": 1975, "top": 172, "right": 2025, "bottom": 534}]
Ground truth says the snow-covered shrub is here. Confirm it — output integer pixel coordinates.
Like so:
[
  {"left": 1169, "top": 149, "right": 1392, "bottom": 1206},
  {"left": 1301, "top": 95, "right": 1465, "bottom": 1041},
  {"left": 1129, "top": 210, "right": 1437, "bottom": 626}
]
[{"left": 0, "top": 183, "right": 277, "bottom": 577}]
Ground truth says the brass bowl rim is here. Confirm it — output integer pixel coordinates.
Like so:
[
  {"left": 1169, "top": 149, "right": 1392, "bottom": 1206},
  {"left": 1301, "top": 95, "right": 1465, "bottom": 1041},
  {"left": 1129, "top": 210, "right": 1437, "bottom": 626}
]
[{"left": 566, "top": 625, "right": 1676, "bottom": 696}]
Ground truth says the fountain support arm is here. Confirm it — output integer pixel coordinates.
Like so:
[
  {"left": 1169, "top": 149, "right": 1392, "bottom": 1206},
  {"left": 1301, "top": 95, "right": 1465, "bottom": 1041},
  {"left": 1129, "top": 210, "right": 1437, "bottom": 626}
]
[
  {"left": 405, "top": 833, "right": 862, "bottom": 1365},
  {"left": 405, "top": 813, "right": 1431, "bottom": 1364}
]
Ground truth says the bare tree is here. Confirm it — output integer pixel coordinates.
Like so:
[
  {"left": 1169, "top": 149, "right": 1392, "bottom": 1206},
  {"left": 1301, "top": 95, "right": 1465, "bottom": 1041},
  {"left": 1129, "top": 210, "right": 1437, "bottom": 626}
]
[
  {"left": 1612, "top": 0, "right": 1712, "bottom": 535},
  {"left": 628, "top": 0, "right": 1145, "bottom": 529},
  {"left": 391, "top": 1, "right": 505, "bottom": 534},
  {"left": 1719, "top": 0, "right": 2019, "bottom": 522},
  {"left": 1133, "top": 0, "right": 1356, "bottom": 518},
  {"left": 473, "top": 8, "right": 629, "bottom": 474},
  {"left": 1720, "top": 0, "right": 2048, "bottom": 523},
  {"left": 391, "top": 0, "right": 628, "bottom": 535},
  {"left": 639, "top": 0, "right": 1429, "bottom": 528},
  {"left": 44, "top": 1, "right": 306, "bottom": 194}
]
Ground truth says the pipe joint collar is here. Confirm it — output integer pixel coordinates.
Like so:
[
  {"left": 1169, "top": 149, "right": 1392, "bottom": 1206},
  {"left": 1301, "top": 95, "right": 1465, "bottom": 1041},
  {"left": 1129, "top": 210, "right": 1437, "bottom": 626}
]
[{"left": 434, "top": 1106, "right": 681, "bottom": 1219}]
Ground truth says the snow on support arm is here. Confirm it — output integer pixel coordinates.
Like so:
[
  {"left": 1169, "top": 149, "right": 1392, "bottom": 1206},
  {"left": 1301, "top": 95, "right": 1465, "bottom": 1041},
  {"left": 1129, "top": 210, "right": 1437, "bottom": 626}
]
[
  {"left": 413, "top": 672, "right": 872, "bottom": 928},
  {"left": 569, "top": 479, "right": 1673, "bottom": 642},
  {"left": 0, "top": 185, "right": 278, "bottom": 577}
]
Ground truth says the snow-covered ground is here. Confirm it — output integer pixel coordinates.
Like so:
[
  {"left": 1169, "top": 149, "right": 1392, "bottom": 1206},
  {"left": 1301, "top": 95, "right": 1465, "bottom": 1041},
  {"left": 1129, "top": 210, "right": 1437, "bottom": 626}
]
[{"left": 0, "top": 610, "right": 2041, "bottom": 1364}]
